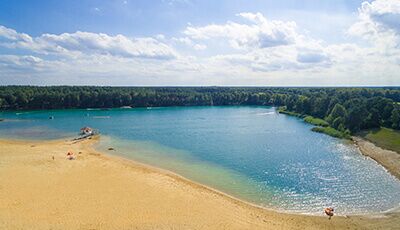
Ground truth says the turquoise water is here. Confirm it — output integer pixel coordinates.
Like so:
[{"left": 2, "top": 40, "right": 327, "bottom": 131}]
[{"left": 1, "top": 106, "right": 400, "bottom": 214}]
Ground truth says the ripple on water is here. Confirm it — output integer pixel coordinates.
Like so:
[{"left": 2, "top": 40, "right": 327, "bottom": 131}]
[
  {"left": 0, "top": 107, "right": 399, "bottom": 215},
  {"left": 265, "top": 142, "right": 400, "bottom": 214}
]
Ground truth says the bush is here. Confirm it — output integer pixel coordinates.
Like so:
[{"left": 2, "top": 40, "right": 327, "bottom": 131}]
[
  {"left": 311, "top": 126, "right": 351, "bottom": 139},
  {"left": 277, "top": 108, "right": 304, "bottom": 118},
  {"left": 303, "top": 116, "right": 329, "bottom": 127}
]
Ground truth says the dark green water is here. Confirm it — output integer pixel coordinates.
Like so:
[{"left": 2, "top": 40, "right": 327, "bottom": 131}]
[{"left": 1, "top": 106, "right": 399, "bottom": 214}]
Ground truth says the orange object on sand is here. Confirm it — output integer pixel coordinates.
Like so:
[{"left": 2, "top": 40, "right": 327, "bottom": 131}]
[
  {"left": 67, "top": 151, "right": 75, "bottom": 160},
  {"left": 324, "top": 207, "right": 334, "bottom": 219}
]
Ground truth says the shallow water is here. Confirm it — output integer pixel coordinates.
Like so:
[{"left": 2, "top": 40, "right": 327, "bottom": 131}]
[{"left": 1, "top": 106, "right": 399, "bottom": 214}]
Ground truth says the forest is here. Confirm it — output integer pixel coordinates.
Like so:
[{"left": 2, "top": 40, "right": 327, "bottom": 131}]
[{"left": 1, "top": 86, "right": 400, "bottom": 136}]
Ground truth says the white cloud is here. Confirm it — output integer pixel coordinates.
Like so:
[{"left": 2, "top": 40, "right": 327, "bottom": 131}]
[
  {"left": 346, "top": 0, "right": 400, "bottom": 73},
  {"left": 211, "top": 45, "right": 331, "bottom": 73},
  {"left": 0, "top": 55, "right": 43, "bottom": 68},
  {"left": 0, "top": 2, "right": 400, "bottom": 86},
  {"left": 0, "top": 55, "right": 50, "bottom": 83},
  {"left": 182, "top": 12, "right": 332, "bottom": 73},
  {"left": 39, "top": 32, "right": 177, "bottom": 59},
  {"left": 184, "top": 12, "right": 298, "bottom": 49},
  {"left": 296, "top": 52, "right": 329, "bottom": 64},
  {"left": 0, "top": 25, "right": 33, "bottom": 44},
  {"left": 155, "top": 34, "right": 166, "bottom": 40},
  {"left": 193, "top": 44, "right": 206, "bottom": 50},
  {"left": 349, "top": 0, "right": 400, "bottom": 48},
  {"left": 172, "top": 36, "right": 207, "bottom": 50},
  {"left": 173, "top": 36, "right": 193, "bottom": 46},
  {"left": 0, "top": 26, "right": 177, "bottom": 59}
]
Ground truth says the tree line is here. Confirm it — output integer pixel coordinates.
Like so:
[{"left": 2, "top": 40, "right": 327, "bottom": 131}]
[{"left": 1, "top": 86, "right": 399, "bottom": 133}]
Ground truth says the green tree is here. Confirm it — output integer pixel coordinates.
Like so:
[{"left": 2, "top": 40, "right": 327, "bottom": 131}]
[
  {"left": 364, "top": 108, "right": 381, "bottom": 129},
  {"left": 346, "top": 104, "right": 368, "bottom": 132},
  {"left": 326, "top": 103, "right": 347, "bottom": 125},
  {"left": 391, "top": 107, "right": 400, "bottom": 129}
]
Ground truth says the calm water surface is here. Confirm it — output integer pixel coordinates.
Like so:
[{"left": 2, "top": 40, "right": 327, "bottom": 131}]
[{"left": 1, "top": 106, "right": 399, "bottom": 214}]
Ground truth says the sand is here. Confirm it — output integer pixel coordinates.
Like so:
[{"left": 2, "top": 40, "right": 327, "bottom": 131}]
[
  {"left": 1, "top": 137, "right": 400, "bottom": 230},
  {"left": 354, "top": 136, "right": 400, "bottom": 180}
]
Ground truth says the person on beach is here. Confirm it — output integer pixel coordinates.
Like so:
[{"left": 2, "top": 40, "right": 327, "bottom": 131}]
[
  {"left": 324, "top": 207, "right": 334, "bottom": 220},
  {"left": 67, "top": 151, "right": 75, "bottom": 160}
]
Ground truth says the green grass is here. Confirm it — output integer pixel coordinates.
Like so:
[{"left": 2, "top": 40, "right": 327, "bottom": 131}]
[
  {"left": 303, "top": 116, "right": 329, "bottom": 127},
  {"left": 278, "top": 109, "right": 350, "bottom": 140},
  {"left": 277, "top": 109, "right": 304, "bottom": 118},
  {"left": 358, "top": 127, "right": 400, "bottom": 153},
  {"left": 311, "top": 126, "right": 351, "bottom": 139}
]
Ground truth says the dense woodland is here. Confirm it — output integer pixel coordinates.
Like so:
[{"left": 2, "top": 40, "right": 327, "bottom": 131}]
[{"left": 1, "top": 86, "right": 400, "bottom": 135}]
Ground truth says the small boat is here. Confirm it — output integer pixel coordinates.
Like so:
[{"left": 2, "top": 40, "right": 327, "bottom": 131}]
[
  {"left": 49, "top": 116, "right": 54, "bottom": 119},
  {"left": 73, "top": 127, "right": 99, "bottom": 141},
  {"left": 80, "top": 127, "right": 94, "bottom": 135}
]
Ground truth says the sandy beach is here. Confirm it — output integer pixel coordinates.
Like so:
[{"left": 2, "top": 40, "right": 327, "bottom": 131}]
[
  {"left": 1, "top": 137, "right": 400, "bottom": 230},
  {"left": 354, "top": 137, "right": 400, "bottom": 180}
]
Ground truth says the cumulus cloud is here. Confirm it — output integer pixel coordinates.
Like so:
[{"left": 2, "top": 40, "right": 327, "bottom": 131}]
[
  {"left": 182, "top": 12, "right": 333, "bottom": 72},
  {"left": 0, "top": 25, "right": 177, "bottom": 59},
  {"left": 0, "top": 26, "right": 33, "bottom": 42},
  {"left": 349, "top": 0, "right": 400, "bottom": 48},
  {"left": 0, "top": 55, "right": 43, "bottom": 68},
  {"left": 0, "top": 2, "right": 399, "bottom": 86},
  {"left": 212, "top": 45, "right": 331, "bottom": 73},
  {"left": 184, "top": 12, "right": 298, "bottom": 49},
  {"left": 193, "top": 44, "right": 206, "bottom": 50},
  {"left": 40, "top": 32, "right": 177, "bottom": 59},
  {"left": 0, "top": 55, "right": 51, "bottom": 81},
  {"left": 172, "top": 36, "right": 207, "bottom": 50},
  {"left": 297, "top": 52, "right": 329, "bottom": 64}
]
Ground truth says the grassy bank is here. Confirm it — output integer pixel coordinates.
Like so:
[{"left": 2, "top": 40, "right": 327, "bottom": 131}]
[
  {"left": 277, "top": 109, "right": 303, "bottom": 118},
  {"left": 312, "top": 127, "right": 351, "bottom": 139},
  {"left": 303, "top": 116, "right": 329, "bottom": 127},
  {"left": 358, "top": 128, "right": 400, "bottom": 153},
  {"left": 278, "top": 108, "right": 349, "bottom": 139}
]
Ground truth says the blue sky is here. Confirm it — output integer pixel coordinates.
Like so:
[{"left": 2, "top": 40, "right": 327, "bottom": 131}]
[
  {"left": 0, "top": 0, "right": 399, "bottom": 85},
  {"left": 0, "top": 0, "right": 365, "bottom": 45}
]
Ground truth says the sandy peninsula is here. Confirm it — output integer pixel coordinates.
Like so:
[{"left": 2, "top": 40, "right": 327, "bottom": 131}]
[{"left": 1, "top": 137, "right": 399, "bottom": 230}]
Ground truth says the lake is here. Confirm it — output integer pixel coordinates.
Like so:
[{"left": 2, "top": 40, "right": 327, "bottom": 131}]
[{"left": 1, "top": 106, "right": 399, "bottom": 214}]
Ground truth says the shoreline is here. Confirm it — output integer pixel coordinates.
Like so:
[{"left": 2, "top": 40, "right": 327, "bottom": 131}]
[
  {"left": 279, "top": 110, "right": 400, "bottom": 181},
  {"left": 1, "top": 137, "right": 400, "bottom": 229},
  {"left": 95, "top": 135, "right": 399, "bottom": 217},
  {"left": 353, "top": 136, "right": 400, "bottom": 180}
]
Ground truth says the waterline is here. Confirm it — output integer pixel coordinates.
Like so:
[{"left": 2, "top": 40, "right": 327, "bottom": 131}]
[{"left": 1, "top": 106, "right": 399, "bottom": 214}]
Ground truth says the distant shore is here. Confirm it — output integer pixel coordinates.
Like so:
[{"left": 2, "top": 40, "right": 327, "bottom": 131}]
[
  {"left": 354, "top": 136, "right": 400, "bottom": 180},
  {"left": 1, "top": 137, "right": 400, "bottom": 229}
]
